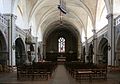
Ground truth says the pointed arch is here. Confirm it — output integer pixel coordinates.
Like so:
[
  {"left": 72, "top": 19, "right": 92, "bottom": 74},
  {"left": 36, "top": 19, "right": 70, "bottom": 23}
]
[
  {"left": 0, "top": 30, "right": 7, "bottom": 65},
  {"left": 97, "top": 38, "right": 108, "bottom": 64},
  {"left": 15, "top": 38, "right": 26, "bottom": 66},
  {"left": 116, "top": 35, "right": 120, "bottom": 66}
]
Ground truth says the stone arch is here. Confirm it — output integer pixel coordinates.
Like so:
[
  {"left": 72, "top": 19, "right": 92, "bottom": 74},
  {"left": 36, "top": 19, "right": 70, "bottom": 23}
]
[
  {"left": 87, "top": 44, "right": 93, "bottom": 63},
  {"left": 0, "top": 30, "right": 7, "bottom": 65},
  {"left": 43, "top": 20, "right": 80, "bottom": 42},
  {"left": 15, "top": 38, "right": 26, "bottom": 66},
  {"left": 116, "top": 35, "right": 120, "bottom": 66},
  {"left": 43, "top": 22, "right": 80, "bottom": 62},
  {"left": 97, "top": 38, "right": 108, "bottom": 64}
]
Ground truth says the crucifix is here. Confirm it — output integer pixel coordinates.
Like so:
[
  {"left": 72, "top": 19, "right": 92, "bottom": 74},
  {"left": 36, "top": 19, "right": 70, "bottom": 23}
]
[{"left": 58, "top": 0, "right": 66, "bottom": 24}]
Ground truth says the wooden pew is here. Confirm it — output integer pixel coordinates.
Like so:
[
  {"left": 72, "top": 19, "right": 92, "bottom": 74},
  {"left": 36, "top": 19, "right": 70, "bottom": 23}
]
[
  {"left": 65, "top": 62, "right": 107, "bottom": 81},
  {"left": 17, "top": 61, "right": 57, "bottom": 80}
]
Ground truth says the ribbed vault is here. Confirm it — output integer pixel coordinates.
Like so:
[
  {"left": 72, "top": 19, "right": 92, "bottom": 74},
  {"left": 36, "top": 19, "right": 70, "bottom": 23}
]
[{"left": 10, "top": 0, "right": 113, "bottom": 41}]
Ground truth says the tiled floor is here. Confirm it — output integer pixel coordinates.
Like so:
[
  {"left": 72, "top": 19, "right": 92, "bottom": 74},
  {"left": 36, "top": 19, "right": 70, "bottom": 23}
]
[{"left": 0, "top": 65, "right": 120, "bottom": 84}]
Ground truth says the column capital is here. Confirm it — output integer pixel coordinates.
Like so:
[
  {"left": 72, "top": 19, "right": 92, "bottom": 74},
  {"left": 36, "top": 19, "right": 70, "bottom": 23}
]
[
  {"left": 84, "top": 36, "right": 87, "bottom": 40},
  {"left": 106, "top": 13, "right": 113, "bottom": 19},
  {"left": 92, "top": 29, "right": 96, "bottom": 33},
  {"left": 4, "top": 13, "right": 17, "bottom": 20}
]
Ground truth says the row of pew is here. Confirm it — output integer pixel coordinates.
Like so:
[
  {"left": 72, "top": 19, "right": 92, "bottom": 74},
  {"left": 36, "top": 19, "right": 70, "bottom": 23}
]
[
  {"left": 65, "top": 62, "right": 107, "bottom": 81},
  {"left": 0, "top": 64, "right": 13, "bottom": 72},
  {"left": 17, "top": 61, "right": 57, "bottom": 80}
]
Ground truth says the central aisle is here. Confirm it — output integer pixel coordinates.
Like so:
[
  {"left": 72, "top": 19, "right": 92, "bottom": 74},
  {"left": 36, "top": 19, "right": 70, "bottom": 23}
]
[{"left": 51, "top": 65, "right": 70, "bottom": 84}]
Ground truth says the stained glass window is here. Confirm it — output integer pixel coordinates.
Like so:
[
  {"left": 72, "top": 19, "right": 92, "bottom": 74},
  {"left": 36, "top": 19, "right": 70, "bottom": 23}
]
[{"left": 58, "top": 37, "right": 65, "bottom": 53}]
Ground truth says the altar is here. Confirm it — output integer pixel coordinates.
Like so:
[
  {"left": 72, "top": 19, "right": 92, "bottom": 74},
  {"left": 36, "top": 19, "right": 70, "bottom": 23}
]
[{"left": 57, "top": 57, "right": 66, "bottom": 62}]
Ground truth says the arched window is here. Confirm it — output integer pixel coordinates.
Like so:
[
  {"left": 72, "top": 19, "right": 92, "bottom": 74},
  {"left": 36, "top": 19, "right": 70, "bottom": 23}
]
[{"left": 58, "top": 37, "right": 65, "bottom": 53}]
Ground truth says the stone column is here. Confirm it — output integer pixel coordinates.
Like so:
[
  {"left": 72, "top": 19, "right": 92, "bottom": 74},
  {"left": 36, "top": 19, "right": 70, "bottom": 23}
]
[
  {"left": 5, "top": 14, "right": 17, "bottom": 66},
  {"left": 106, "top": 14, "right": 115, "bottom": 66},
  {"left": 35, "top": 37, "right": 38, "bottom": 62},
  {"left": 24, "top": 34, "right": 28, "bottom": 63},
  {"left": 92, "top": 29, "right": 97, "bottom": 64},
  {"left": 78, "top": 38, "right": 82, "bottom": 60},
  {"left": 43, "top": 43, "right": 46, "bottom": 60},
  {"left": 40, "top": 42, "right": 43, "bottom": 60},
  {"left": 25, "top": 40, "right": 29, "bottom": 63},
  {"left": 85, "top": 37, "right": 88, "bottom": 63}
]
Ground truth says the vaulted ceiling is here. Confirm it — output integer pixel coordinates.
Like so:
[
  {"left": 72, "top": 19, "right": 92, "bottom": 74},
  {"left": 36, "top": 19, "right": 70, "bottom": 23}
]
[
  {"left": 27, "top": 0, "right": 97, "bottom": 30},
  {"left": 16, "top": 0, "right": 112, "bottom": 41}
]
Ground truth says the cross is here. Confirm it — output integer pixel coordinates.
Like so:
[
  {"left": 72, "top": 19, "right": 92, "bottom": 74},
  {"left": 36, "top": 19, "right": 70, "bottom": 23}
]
[
  {"left": 58, "top": 0, "right": 66, "bottom": 14},
  {"left": 58, "top": 0, "right": 66, "bottom": 24}
]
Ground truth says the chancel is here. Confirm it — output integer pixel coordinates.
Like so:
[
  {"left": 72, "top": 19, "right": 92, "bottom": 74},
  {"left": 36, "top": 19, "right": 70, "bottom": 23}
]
[{"left": 0, "top": 0, "right": 120, "bottom": 84}]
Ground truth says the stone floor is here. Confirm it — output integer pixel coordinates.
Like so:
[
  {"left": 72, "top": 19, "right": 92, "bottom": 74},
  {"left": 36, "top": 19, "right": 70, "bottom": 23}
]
[{"left": 0, "top": 65, "right": 120, "bottom": 84}]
